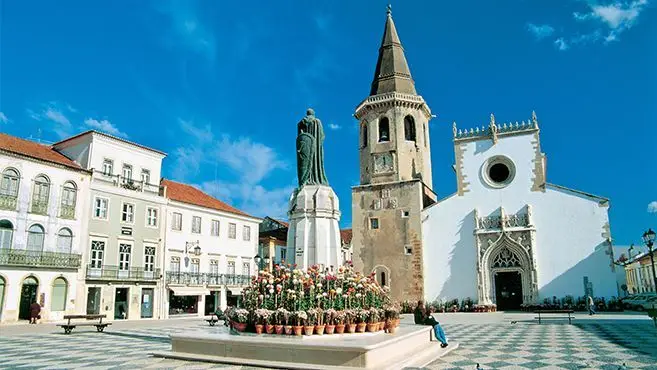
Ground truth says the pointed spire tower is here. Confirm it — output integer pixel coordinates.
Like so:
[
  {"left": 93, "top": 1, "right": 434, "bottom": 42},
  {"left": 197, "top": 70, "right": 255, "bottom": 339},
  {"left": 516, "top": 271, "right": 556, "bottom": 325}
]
[{"left": 370, "top": 5, "right": 416, "bottom": 96}]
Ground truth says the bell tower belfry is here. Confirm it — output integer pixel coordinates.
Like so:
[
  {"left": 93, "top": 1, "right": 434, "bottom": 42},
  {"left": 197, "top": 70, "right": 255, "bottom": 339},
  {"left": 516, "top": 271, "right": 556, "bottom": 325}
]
[{"left": 351, "top": 6, "right": 436, "bottom": 302}]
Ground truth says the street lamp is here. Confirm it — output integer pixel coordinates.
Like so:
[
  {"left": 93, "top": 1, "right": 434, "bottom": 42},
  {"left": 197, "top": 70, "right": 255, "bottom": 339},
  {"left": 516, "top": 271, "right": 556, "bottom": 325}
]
[
  {"left": 254, "top": 254, "right": 263, "bottom": 271},
  {"left": 642, "top": 228, "right": 657, "bottom": 293},
  {"left": 184, "top": 240, "right": 201, "bottom": 266}
]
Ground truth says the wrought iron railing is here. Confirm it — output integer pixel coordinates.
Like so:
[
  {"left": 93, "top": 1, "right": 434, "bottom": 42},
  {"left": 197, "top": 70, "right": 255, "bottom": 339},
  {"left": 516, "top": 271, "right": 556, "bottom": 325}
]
[
  {"left": 0, "top": 194, "right": 17, "bottom": 211},
  {"left": 60, "top": 204, "right": 75, "bottom": 219},
  {"left": 0, "top": 249, "right": 82, "bottom": 268},
  {"left": 30, "top": 200, "right": 48, "bottom": 215},
  {"left": 86, "top": 265, "right": 161, "bottom": 281},
  {"left": 166, "top": 272, "right": 252, "bottom": 286},
  {"left": 92, "top": 171, "right": 163, "bottom": 194}
]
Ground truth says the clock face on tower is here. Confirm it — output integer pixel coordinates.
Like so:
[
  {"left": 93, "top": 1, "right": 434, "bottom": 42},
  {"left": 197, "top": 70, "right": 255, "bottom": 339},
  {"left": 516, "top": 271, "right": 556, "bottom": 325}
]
[{"left": 373, "top": 152, "right": 394, "bottom": 174}]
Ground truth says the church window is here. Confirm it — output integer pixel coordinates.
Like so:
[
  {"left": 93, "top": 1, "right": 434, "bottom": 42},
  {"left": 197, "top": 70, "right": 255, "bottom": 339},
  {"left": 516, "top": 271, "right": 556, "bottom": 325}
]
[
  {"left": 492, "top": 247, "right": 521, "bottom": 268},
  {"left": 404, "top": 245, "right": 412, "bottom": 255},
  {"left": 378, "top": 117, "right": 390, "bottom": 142},
  {"left": 380, "top": 271, "right": 387, "bottom": 287},
  {"left": 404, "top": 115, "right": 416, "bottom": 141},
  {"left": 370, "top": 218, "right": 379, "bottom": 229},
  {"left": 401, "top": 210, "right": 410, "bottom": 218},
  {"left": 362, "top": 124, "right": 368, "bottom": 147},
  {"left": 423, "top": 123, "right": 428, "bottom": 147},
  {"left": 489, "top": 163, "right": 510, "bottom": 183},
  {"left": 483, "top": 156, "right": 515, "bottom": 188}
]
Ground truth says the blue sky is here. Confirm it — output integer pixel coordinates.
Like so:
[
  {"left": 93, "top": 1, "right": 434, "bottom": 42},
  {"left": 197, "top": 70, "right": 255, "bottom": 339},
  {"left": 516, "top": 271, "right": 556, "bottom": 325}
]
[{"left": 0, "top": 0, "right": 655, "bottom": 246}]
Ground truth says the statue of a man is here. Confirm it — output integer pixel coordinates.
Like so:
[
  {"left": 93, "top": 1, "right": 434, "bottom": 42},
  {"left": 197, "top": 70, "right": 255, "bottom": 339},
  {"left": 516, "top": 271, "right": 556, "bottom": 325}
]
[{"left": 296, "top": 108, "right": 329, "bottom": 187}]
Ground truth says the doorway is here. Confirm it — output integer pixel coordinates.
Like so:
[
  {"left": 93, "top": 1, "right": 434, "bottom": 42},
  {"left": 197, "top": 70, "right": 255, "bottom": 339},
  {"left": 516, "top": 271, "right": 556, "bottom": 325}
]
[
  {"left": 205, "top": 291, "right": 219, "bottom": 315},
  {"left": 86, "top": 287, "right": 101, "bottom": 315},
  {"left": 19, "top": 277, "right": 39, "bottom": 320},
  {"left": 114, "top": 288, "right": 129, "bottom": 320},
  {"left": 141, "top": 288, "right": 154, "bottom": 318},
  {"left": 0, "top": 276, "right": 6, "bottom": 321},
  {"left": 494, "top": 271, "right": 523, "bottom": 311}
]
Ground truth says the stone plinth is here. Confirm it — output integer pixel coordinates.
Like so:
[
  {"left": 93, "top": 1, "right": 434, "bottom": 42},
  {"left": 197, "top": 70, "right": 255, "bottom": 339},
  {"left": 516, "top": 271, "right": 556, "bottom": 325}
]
[
  {"left": 287, "top": 185, "right": 342, "bottom": 270},
  {"left": 152, "top": 324, "right": 458, "bottom": 369}
]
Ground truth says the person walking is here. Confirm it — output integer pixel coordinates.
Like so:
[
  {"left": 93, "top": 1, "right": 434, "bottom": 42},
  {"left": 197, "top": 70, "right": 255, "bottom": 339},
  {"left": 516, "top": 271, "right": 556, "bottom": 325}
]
[
  {"left": 587, "top": 295, "right": 596, "bottom": 315},
  {"left": 29, "top": 301, "right": 41, "bottom": 324},
  {"left": 414, "top": 300, "right": 449, "bottom": 348}
]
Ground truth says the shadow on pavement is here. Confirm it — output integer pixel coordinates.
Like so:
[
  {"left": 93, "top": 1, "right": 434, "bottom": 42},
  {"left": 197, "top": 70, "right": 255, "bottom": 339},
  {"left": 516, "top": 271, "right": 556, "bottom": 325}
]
[{"left": 102, "top": 330, "right": 170, "bottom": 344}]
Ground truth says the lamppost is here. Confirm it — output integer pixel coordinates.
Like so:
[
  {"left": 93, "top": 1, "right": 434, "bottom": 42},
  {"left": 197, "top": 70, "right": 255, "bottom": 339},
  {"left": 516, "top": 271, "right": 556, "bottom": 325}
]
[
  {"left": 184, "top": 240, "right": 201, "bottom": 267},
  {"left": 642, "top": 228, "right": 657, "bottom": 293},
  {"left": 254, "top": 254, "right": 263, "bottom": 271}
]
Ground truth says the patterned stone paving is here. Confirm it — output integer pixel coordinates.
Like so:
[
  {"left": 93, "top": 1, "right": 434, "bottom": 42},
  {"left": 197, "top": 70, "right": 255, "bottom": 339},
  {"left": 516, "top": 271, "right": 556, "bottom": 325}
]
[{"left": 0, "top": 318, "right": 655, "bottom": 369}]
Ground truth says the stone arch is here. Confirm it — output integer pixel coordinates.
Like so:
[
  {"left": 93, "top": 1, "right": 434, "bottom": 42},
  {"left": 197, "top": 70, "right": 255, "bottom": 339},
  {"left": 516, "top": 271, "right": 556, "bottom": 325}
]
[{"left": 372, "top": 264, "right": 391, "bottom": 288}]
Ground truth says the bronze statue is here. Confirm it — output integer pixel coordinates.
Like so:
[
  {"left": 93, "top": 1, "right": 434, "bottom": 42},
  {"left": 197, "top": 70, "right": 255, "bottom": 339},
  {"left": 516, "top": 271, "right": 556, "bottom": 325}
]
[{"left": 296, "top": 108, "right": 329, "bottom": 187}]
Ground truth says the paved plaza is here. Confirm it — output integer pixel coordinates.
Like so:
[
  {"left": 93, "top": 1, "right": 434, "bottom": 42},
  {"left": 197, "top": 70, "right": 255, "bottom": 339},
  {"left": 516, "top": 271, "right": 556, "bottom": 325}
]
[{"left": 0, "top": 313, "right": 655, "bottom": 369}]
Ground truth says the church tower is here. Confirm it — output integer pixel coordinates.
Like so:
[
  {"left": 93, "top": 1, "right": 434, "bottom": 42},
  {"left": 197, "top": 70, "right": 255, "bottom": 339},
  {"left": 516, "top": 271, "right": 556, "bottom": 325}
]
[{"left": 351, "top": 6, "right": 436, "bottom": 302}]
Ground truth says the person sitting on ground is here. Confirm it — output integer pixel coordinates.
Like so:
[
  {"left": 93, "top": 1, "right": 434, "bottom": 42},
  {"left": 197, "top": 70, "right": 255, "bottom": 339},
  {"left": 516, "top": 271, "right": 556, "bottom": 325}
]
[{"left": 414, "top": 300, "right": 449, "bottom": 348}]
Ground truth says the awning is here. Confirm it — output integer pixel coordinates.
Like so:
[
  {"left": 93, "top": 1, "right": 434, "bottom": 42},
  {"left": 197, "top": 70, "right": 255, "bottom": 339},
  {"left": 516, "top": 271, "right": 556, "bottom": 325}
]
[
  {"left": 229, "top": 288, "right": 243, "bottom": 295},
  {"left": 170, "top": 286, "right": 211, "bottom": 296}
]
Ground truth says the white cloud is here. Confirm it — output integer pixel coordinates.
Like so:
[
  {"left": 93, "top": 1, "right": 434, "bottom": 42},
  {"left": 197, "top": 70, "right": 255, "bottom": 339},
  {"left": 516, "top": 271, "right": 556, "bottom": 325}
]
[
  {"left": 328, "top": 123, "right": 341, "bottom": 130},
  {"left": 84, "top": 118, "right": 128, "bottom": 138},
  {"left": 0, "top": 112, "right": 8, "bottom": 123},
  {"left": 648, "top": 201, "right": 657, "bottom": 213},
  {"left": 555, "top": 38, "right": 569, "bottom": 51},
  {"left": 28, "top": 103, "right": 74, "bottom": 139},
  {"left": 527, "top": 23, "right": 555, "bottom": 40},
  {"left": 574, "top": 0, "right": 649, "bottom": 43},
  {"left": 45, "top": 107, "right": 71, "bottom": 126},
  {"left": 154, "top": 0, "right": 216, "bottom": 60},
  {"left": 199, "top": 180, "right": 295, "bottom": 219},
  {"left": 179, "top": 118, "right": 213, "bottom": 143}
]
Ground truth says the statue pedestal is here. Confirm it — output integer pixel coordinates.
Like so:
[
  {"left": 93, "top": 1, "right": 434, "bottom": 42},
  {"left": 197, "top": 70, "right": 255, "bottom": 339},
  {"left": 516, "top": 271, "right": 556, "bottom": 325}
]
[{"left": 287, "top": 185, "right": 342, "bottom": 271}]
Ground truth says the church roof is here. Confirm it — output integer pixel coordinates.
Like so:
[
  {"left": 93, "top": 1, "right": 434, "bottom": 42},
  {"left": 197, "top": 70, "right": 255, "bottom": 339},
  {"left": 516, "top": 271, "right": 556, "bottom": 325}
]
[{"left": 369, "top": 6, "right": 416, "bottom": 96}]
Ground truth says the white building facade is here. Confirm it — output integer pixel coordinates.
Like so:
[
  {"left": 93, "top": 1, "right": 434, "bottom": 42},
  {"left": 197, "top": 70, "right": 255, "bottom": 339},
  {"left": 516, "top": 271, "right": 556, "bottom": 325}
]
[
  {"left": 422, "top": 116, "right": 618, "bottom": 309},
  {"left": 53, "top": 131, "right": 167, "bottom": 320},
  {"left": 161, "top": 180, "right": 260, "bottom": 317},
  {"left": 0, "top": 133, "right": 91, "bottom": 323}
]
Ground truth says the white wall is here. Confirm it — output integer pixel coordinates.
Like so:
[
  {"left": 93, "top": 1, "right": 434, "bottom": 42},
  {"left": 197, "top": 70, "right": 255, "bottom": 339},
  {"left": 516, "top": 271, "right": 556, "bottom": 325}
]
[{"left": 422, "top": 132, "right": 617, "bottom": 303}]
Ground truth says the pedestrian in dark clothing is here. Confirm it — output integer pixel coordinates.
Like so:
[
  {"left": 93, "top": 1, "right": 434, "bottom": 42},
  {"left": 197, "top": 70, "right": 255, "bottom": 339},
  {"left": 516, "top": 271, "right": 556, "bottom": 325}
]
[
  {"left": 414, "top": 300, "right": 448, "bottom": 347},
  {"left": 30, "top": 301, "right": 41, "bottom": 324}
]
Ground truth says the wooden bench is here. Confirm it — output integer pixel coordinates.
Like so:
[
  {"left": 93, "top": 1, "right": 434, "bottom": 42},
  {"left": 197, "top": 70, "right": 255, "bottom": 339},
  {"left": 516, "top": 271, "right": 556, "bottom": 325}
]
[
  {"left": 534, "top": 310, "right": 575, "bottom": 324},
  {"left": 57, "top": 314, "right": 111, "bottom": 334}
]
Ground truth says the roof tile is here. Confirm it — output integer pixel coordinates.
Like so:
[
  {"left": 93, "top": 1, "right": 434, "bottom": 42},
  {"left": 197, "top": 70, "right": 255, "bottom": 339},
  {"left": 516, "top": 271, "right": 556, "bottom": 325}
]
[
  {"left": 162, "top": 179, "right": 253, "bottom": 218},
  {"left": 0, "top": 133, "right": 84, "bottom": 171}
]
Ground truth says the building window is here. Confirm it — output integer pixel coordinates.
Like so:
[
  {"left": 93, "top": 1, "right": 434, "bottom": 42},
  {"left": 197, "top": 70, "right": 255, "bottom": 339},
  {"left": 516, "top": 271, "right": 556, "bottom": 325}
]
[
  {"left": 483, "top": 155, "right": 516, "bottom": 188},
  {"left": 146, "top": 207, "right": 158, "bottom": 227},
  {"left": 404, "top": 115, "right": 416, "bottom": 141},
  {"left": 362, "top": 124, "right": 368, "bottom": 147},
  {"left": 0, "top": 168, "right": 20, "bottom": 203},
  {"left": 102, "top": 159, "right": 113, "bottom": 176},
  {"left": 242, "top": 262, "right": 251, "bottom": 276},
  {"left": 280, "top": 248, "right": 287, "bottom": 263},
  {"left": 122, "top": 203, "right": 135, "bottom": 223},
  {"left": 170, "top": 256, "right": 180, "bottom": 273},
  {"left": 31, "top": 175, "right": 50, "bottom": 214},
  {"left": 211, "top": 220, "right": 220, "bottom": 236},
  {"left": 144, "top": 246, "right": 155, "bottom": 272},
  {"left": 370, "top": 218, "right": 379, "bottom": 230},
  {"left": 94, "top": 197, "right": 109, "bottom": 219},
  {"left": 172, "top": 212, "right": 182, "bottom": 231},
  {"left": 56, "top": 228, "right": 73, "bottom": 253},
  {"left": 27, "top": 224, "right": 45, "bottom": 251},
  {"left": 121, "top": 164, "right": 133, "bottom": 184},
  {"left": 243, "top": 226, "right": 251, "bottom": 241},
  {"left": 228, "top": 223, "right": 236, "bottom": 239},
  {"left": 210, "top": 259, "right": 219, "bottom": 275},
  {"left": 141, "top": 169, "right": 150, "bottom": 185},
  {"left": 119, "top": 244, "right": 131, "bottom": 271},
  {"left": 191, "top": 259, "right": 200, "bottom": 274},
  {"left": 192, "top": 216, "right": 202, "bottom": 234},
  {"left": 0, "top": 220, "right": 14, "bottom": 249},
  {"left": 227, "top": 261, "right": 236, "bottom": 275},
  {"left": 378, "top": 117, "right": 390, "bottom": 142},
  {"left": 60, "top": 182, "right": 77, "bottom": 219},
  {"left": 51, "top": 277, "right": 68, "bottom": 312},
  {"left": 90, "top": 241, "right": 105, "bottom": 268},
  {"left": 404, "top": 245, "right": 413, "bottom": 255},
  {"left": 380, "top": 271, "right": 387, "bottom": 287},
  {"left": 423, "top": 123, "right": 428, "bottom": 147}
]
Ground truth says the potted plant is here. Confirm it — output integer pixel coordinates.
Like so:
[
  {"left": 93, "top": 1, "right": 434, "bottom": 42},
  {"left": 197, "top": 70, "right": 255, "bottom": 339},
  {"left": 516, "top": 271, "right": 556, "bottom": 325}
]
[
  {"left": 384, "top": 304, "right": 400, "bottom": 334},
  {"left": 254, "top": 308, "right": 270, "bottom": 334},
  {"left": 345, "top": 309, "right": 357, "bottom": 333},
  {"left": 366, "top": 307, "right": 378, "bottom": 332},
  {"left": 230, "top": 308, "right": 249, "bottom": 332},
  {"left": 292, "top": 311, "right": 307, "bottom": 336},
  {"left": 276, "top": 308, "right": 289, "bottom": 335},
  {"left": 324, "top": 309, "right": 337, "bottom": 334},
  {"left": 335, "top": 310, "right": 346, "bottom": 334},
  {"left": 356, "top": 309, "right": 368, "bottom": 333},
  {"left": 378, "top": 308, "right": 386, "bottom": 331},
  {"left": 305, "top": 309, "right": 317, "bottom": 335}
]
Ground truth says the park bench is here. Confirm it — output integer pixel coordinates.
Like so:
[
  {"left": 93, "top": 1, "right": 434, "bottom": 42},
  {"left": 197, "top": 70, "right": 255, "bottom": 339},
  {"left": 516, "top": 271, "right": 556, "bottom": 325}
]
[
  {"left": 205, "top": 311, "right": 227, "bottom": 326},
  {"left": 57, "top": 314, "right": 111, "bottom": 334},
  {"left": 534, "top": 309, "right": 575, "bottom": 324}
]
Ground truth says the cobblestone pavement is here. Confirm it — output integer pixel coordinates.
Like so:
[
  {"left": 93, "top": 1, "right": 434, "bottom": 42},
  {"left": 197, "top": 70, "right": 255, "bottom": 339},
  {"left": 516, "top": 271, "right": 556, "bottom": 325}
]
[{"left": 0, "top": 314, "right": 655, "bottom": 369}]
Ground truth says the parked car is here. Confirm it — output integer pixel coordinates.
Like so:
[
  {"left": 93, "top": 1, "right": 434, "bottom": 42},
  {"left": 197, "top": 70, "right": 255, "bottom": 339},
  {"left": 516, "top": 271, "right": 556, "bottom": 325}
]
[
  {"left": 639, "top": 296, "right": 657, "bottom": 311},
  {"left": 624, "top": 293, "right": 657, "bottom": 310}
]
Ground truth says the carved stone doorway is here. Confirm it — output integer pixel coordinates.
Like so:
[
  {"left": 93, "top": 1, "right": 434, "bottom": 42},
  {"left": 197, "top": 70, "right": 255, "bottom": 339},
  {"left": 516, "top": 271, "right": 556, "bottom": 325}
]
[{"left": 494, "top": 271, "right": 523, "bottom": 310}]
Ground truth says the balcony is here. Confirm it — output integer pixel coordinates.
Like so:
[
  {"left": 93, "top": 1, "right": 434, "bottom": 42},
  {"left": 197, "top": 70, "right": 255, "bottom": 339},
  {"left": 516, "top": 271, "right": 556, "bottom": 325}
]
[
  {"left": 86, "top": 265, "right": 161, "bottom": 281},
  {"left": 92, "top": 171, "right": 163, "bottom": 194},
  {"left": 166, "top": 272, "right": 252, "bottom": 287},
  {"left": 0, "top": 249, "right": 82, "bottom": 269},
  {"left": 0, "top": 194, "right": 17, "bottom": 211},
  {"left": 30, "top": 200, "right": 48, "bottom": 215},
  {"left": 60, "top": 204, "right": 76, "bottom": 219}
]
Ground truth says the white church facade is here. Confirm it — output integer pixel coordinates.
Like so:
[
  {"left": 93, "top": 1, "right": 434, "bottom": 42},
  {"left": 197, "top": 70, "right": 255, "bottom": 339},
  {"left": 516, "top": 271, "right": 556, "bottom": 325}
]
[{"left": 351, "top": 8, "right": 618, "bottom": 309}]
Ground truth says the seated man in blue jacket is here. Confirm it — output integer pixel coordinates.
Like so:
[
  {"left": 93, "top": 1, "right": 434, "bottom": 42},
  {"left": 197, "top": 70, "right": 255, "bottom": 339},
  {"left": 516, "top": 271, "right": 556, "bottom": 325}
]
[{"left": 414, "top": 300, "right": 448, "bottom": 348}]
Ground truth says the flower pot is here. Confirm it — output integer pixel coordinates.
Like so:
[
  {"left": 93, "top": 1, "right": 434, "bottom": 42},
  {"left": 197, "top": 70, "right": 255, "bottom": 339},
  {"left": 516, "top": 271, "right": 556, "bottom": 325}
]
[
  {"left": 395, "top": 318, "right": 401, "bottom": 327},
  {"left": 284, "top": 325, "right": 293, "bottom": 335},
  {"left": 366, "top": 323, "right": 377, "bottom": 332},
  {"left": 255, "top": 324, "right": 264, "bottom": 334},
  {"left": 232, "top": 322, "right": 247, "bottom": 332},
  {"left": 275, "top": 325, "right": 284, "bottom": 335},
  {"left": 335, "top": 324, "right": 345, "bottom": 334},
  {"left": 304, "top": 325, "right": 315, "bottom": 336},
  {"left": 293, "top": 326, "right": 303, "bottom": 336},
  {"left": 347, "top": 323, "right": 357, "bottom": 333},
  {"left": 265, "top": 324, "right": 275, "bottom": 334},
  {"left": 356, "top": 323, "right": 366, "bottom": 333},
  {"left": 315, "top": 324, "right": 326, "bottom": 335},
  {"left": 379, "top": 322, "right": 385, "bottom": 331},
  {"left": 387, "top": 325, "right": 398, "bottom": 334},
  {"left": 325, "top": 324, "right": 336, "bottom": 334}
]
